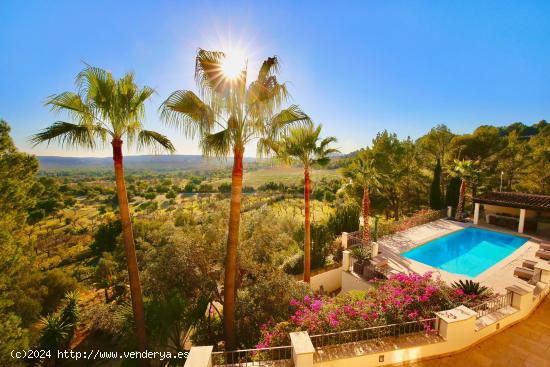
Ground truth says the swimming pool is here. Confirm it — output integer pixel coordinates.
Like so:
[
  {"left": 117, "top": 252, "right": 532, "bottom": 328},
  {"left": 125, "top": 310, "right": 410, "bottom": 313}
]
[{"left": 401, "top": 227, "right": 529, "bottom": 277}]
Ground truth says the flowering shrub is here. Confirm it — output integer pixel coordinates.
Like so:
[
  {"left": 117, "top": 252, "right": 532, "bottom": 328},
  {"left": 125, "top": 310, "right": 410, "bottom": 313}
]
[
  {"left": 377, "top": 209, "right": 445, "bottom": 238},
  {"left": 257, "top": 272, "right": 492, "bottom": 347}
]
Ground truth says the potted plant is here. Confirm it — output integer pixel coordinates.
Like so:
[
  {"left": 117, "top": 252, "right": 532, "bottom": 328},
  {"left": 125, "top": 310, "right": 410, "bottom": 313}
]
[{"left": 351, "top": 246, "right": 372, "bottom": 274}]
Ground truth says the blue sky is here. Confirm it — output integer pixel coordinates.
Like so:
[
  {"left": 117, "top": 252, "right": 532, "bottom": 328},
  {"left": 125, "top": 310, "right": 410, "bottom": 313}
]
[{"left": 1, "top": 0, "right": 549, "bottom": 157}]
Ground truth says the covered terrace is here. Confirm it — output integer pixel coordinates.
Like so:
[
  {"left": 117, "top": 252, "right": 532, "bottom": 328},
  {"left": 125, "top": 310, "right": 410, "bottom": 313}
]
[{"left": 473, "top": 191, "right": 550, "bottom": 235}]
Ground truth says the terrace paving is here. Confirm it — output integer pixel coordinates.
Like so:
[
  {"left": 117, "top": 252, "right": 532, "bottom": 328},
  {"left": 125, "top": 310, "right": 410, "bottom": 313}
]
[{"left": 405, "top": 297, "right": 550, "bottom": 367}]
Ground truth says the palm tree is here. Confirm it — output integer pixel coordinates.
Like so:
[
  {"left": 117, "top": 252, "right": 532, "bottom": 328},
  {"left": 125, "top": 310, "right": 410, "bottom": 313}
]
[
  {"left": 38, "top": 314, "right": 72, "bottom": 366},
  {"left": 343, "top": 150, "right": 382, "bottom": 243},
  {"left": 273, "top": 124, "right": 338, "bottom": 283},
  {"left": 160, "top": 49, "right": 310, "bottom": 349},
  {"left": 453, "top": 159, "right": 480, "bottom": 221},
  {"left": 32, "top": 65, "right": 175, "bottom": 357}
]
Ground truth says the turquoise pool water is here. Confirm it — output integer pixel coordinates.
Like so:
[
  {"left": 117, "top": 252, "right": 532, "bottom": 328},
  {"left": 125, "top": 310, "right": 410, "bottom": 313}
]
[{"left": 401, "top": 227, "right": 529, "bottom": 277}]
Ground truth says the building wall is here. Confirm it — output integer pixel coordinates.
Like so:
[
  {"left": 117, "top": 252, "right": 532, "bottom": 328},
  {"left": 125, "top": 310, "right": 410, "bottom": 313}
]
[
  {"left": 309, "top": 267, "right": 342, "bottom": 294},
  {"left": 482, "top": 204, "right": 538, "bottom": 218},
  {"left": 341, "top": 271, "right": 373, "bottom": 293}
]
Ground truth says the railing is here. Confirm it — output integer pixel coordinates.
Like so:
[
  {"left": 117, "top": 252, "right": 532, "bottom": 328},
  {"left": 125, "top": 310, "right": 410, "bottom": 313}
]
[
  {"left": 347, "top": 230, "right": 366, "bottom": 248},
  {"left": 469, "top": 292, "right": 513, "bottom": 319},
  {"left": 309, "top": 318, "right": 437, "bottom": 349},
  {"left": 211, "top": 346, "right": 292, "bottom": 366},
  {"left": 349, "top": 257, "right": 388, "bottom": 280}
]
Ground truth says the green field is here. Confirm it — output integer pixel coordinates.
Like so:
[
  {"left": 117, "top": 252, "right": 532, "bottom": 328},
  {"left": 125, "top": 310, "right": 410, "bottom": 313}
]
[{"left": 211, "top": 166, "right": 341, "bottom": 188}]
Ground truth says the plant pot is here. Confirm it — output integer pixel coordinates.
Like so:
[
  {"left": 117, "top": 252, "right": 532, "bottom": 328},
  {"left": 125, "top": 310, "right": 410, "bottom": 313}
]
[{"left": 353, "top": 261, "right": 364, "bottom": 275}]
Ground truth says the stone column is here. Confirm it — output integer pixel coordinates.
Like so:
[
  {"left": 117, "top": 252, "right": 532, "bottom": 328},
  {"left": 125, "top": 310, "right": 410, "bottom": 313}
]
[
  {"left": 289, "top": 331, "right": 315, "bottom": 367},
  {"left": 435, "top": 306, "right": 477, "bottom": 347},
  {"left": 341, "top": 232, "right": 348, "bottom": 249},
  {"left": 184, "top": 346, "right": 213, "bottom": 367},
  {"left": 534, "top": 262, "right": 550, "bottom": 284},
  {"left": 371, "top": 242, "right": 379, "bottom": 258},
  {"left": 473, "top": 203, "right": 480, "bottom": 225},
  {"left": 506, "top": 285, "right": 533, "bottom": 311},
  {"left": 518, "top": 208, "right": 526, "bottom": 233},
  {"left": 342, "top": 250, "right": 351, "bottom": 272}
]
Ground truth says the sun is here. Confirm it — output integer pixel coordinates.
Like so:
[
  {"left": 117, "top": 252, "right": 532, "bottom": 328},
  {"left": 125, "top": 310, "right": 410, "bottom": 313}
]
[{"left": 221, "top": 51, "right": 246, "bottom": 80}]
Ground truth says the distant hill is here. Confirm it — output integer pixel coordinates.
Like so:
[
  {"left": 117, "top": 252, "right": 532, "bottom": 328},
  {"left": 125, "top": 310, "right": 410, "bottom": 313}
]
[{"left": 38, "top": 155, "right": 257, "bottom": 172}]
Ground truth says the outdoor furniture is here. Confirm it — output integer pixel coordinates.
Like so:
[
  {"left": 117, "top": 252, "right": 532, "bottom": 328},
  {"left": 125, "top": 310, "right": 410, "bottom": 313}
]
[
  {"left": 486, "top": 213, "right": 519, "bottom": 230},
  {"left": 535, "top": 249, "right": 550, "bottom": 260},
  {"left": 539, "top": 243, "right": 550, "bottom": 251},
  {"left": 514, "top": 267, "right": 534, "bottom": 280},
  {"left": 522, "top": 260, "right": 538, "bottom": 270},
  {"left": 371, "top": 256, "right": 388, "bottom": 268}
]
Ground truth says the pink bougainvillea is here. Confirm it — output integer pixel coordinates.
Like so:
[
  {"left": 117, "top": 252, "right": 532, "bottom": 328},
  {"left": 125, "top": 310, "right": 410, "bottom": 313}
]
[{"left": 257, "top": 272, "right": 492, "bottom": 348}]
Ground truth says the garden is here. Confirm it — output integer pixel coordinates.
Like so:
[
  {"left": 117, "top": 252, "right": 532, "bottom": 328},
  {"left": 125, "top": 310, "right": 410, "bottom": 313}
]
[{"left": 256, "top": 272, "right": 493, "bottom": 348}]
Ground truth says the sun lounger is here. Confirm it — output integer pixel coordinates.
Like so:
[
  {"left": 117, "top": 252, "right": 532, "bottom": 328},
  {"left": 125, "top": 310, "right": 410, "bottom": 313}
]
[
  {"left": 371, "top": 256, "right": 388, "bottom": 268},
  {"left": 514, "top": 267, "right": 534, "bottom": 280},
  {"left": 522, "top": 260, "right": 538, "bottom": 270},
  {"left": 536, "top": 249, "right": 550, "bottom": 260},
  {"left": 540, "top": 243, "right": 550, "bottom": 251}
]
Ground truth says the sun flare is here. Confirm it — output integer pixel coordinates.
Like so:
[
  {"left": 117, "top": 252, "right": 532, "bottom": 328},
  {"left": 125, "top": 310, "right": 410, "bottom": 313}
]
[{"left": 221, "top": 51, "right": 246, "bottom": 79}]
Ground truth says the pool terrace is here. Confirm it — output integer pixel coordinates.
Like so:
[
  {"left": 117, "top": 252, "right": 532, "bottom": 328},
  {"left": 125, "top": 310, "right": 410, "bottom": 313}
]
[{"left": 373, "top": 219, "right": 544, "bottom": 292}]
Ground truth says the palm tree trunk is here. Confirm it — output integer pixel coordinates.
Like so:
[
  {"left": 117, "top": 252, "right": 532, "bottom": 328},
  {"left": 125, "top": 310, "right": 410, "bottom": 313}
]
[
  {"left": 362, "top": 186, "right": 370, "bottom": 244},
  {"left": 112, "top": 139, "right": 148, "bottom": 364},
  {"left": 303, "top": 166, "right": 311, "bottom": 283},
  {"left": 223, "top": 148, "right": 244, "bottom": 350},
  {"left": 455, "top": 179, "right": 467, "bottom": 221}
]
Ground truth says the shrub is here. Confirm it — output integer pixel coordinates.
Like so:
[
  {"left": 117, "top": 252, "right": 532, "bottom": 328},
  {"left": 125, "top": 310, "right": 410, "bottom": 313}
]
[
  {"left": 39, "top": 269, "right": 78, "bottom": 316},
  {"left": 218, "top": 182, "right": 231, "bottom": 193},
  {"left": 174, "top": 212, "right": 193, "bottom": 226},
  {"left": 257, "top": 272, "right": 492, "bottom": 347},
  {"left": 197, "top": 183, "right": 214, "bottom": 193},
  {"left": 452, "top": 280, "right": 489, "bottom": 297},
  {"left": 184, "top": 183, "right": 197, "bottom": 192},
  {"left": 144, "top": 192, "right": 156, "bottom": 200},
  {"left": 243, "top": 186, "right": 255, "bottom": 193},
  {"left": 90, "top": 219, "right": 121, "bottom": 255}
]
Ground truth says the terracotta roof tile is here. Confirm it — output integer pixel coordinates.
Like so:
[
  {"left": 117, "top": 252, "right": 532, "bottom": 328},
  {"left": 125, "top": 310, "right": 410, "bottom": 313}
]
[{"left": 474, "top": 191, "right": 550, "bottom": 211}]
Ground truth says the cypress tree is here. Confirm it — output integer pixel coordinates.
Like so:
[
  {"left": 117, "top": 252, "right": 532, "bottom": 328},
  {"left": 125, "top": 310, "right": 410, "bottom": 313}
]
[{"left": 429, "top": 159, "right": 443, "bottom": 209}]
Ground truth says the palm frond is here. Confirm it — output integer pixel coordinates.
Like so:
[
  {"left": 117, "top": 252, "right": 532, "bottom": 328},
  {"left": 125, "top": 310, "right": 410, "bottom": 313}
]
[
  {"left": 319, "top": 136, "right": 338, "bottom": 151},
  {"left": 344, "top": 150, "right": 382, "bottom": 189},
  {"left": 256, "top": 137, "right": 281, "bottom": 158},
  {"left": 270, "top": 105, "right": 312, "bottom": 131},
  {"left": 45, "top": 92, "right": 95, "bottom": 124},
  {"left": 30, "top": 122, "right": 106, "bottom": 149},
  {"left": 137, "top": 130, "right": 176, "bottom": 154},
  {"left": 195, "top": 49, "right": 228, "bottom": 97},
  {"left": 200, "top": 129, "right": 231, "bottom": 158},
  {"left": 257, "top": 56, "right": 280, "bottom": 82},
  {"left": 160, "top": 90, "right": 216, "bottom": 139},
  {"left": 247, "top": 79, "right": 289, "bottom": 113}
]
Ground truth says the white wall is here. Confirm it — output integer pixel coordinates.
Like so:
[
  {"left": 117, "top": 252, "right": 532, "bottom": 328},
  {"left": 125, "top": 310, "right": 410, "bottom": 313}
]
[
  {"left": 341, "top": 271, "right": 373, "bottom": 293},
  {"left": 310, "top": 267, "right": 342, "bottom": 293}
]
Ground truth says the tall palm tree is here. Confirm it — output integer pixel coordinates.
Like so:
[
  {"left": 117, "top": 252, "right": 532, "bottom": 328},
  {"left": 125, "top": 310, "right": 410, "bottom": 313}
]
[
  {"left": 160, "top": 49, "right": 311, "bottom": 349},
  {"left": 343, "top": 150, "right": 382, "bottom": 243},
  {"left": 453, "top": 159, "right": 480, "bottom": 221},
  {"left": 273, "top": 124, "right": 338, "bottom": 283},
  {"left": 32, "top": 65, "right": 175, "bottom": 357}
]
